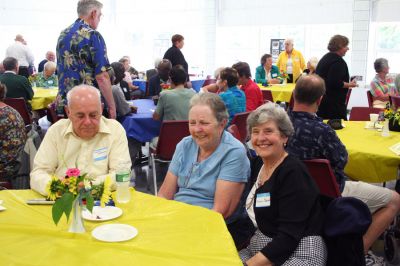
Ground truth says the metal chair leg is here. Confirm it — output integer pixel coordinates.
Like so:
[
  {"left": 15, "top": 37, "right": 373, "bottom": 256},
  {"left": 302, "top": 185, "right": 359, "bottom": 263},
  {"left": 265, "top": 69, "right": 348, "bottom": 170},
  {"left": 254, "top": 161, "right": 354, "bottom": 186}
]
[{"left": 151, "top": 153, "right": 157, "bottom": 196}]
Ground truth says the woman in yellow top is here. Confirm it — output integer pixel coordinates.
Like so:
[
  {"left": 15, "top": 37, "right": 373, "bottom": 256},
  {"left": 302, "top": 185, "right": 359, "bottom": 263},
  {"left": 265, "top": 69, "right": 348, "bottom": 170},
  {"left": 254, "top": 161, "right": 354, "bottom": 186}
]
[{"left": 276, "top": 39, "right": 306, "bottom": 83}]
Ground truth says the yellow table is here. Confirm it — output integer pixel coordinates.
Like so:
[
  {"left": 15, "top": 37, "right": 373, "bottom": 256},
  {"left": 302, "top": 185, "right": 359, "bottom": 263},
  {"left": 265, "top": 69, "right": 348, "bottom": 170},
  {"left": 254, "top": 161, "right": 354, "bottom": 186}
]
[
  {"left": 258, "top": 83, "right": 295, "bottom": 102},
  {"left": 336, "top": 121, "right": 400, "bottom": 183},
  {"left": 0, "top": 189, "right": 241, "bottom": 266},
  {"left": 31, "top": 87, "right": 58, "bottom": 110}
]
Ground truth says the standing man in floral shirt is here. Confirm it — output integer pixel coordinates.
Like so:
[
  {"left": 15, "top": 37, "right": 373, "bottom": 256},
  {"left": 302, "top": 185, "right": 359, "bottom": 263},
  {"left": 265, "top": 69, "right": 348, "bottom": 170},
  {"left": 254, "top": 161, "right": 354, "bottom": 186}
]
[{"left": 56, "top": 0, "right": 116, "bottom": 119}]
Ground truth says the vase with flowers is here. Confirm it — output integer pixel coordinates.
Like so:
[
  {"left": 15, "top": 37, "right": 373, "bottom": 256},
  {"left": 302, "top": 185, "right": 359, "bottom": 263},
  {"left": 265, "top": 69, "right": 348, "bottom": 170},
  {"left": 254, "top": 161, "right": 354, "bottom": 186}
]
[
  {"left": 384, "top": 105, "right": 400, "bottom": 132},
  {"left": 46, "top": 168, "right": 112, "bottom": 233},
  {"left": 279, "top": 70, "right": 288, "bottom": 84}
]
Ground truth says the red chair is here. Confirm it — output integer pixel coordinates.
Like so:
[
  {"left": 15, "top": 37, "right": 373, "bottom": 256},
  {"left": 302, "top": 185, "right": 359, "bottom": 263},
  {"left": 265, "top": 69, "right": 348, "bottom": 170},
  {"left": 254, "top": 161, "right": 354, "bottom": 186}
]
[
  {"left": 367, "top": 91, "right": 373, "bottom": 108},
  {"left": 4, "top": 97, "right": 32, "bottom": 125},
  {"left": 303, "top": 159, "right": 341, "bottom": 198},
  {"left": 0, "top": 179, "right": 12, "bottom": 190},
  {"left": 149, "top": 120, "right": 190, "bottom": 195},
  {"left": 345, "top": 89, "right": 352, "bottom": 109},
  {"left": 227, "top": 124, "right": 241, "bottom": 141},
  {"left": 262, "top": 90, "right": 273, "bottom": 103},
  {"left": 47, "top": 103, "right": 61, "bottom": 124},
  {"left": 349, "top": 107, "right": 382, "bottom": 121},
  {"left": 231, "top": 111, "right": 251, "bottom": 143},
  {"left": 202, "top": 79, "right": 216, "bottom": 87},
  {"left": 390, "top": 95, "right": 400, "bottom": 110}
]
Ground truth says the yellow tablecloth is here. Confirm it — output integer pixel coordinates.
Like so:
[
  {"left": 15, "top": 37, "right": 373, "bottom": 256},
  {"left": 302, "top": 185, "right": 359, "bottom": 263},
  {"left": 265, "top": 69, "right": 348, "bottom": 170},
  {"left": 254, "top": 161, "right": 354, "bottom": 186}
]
[
  {"left": 31, "top": 87, "right": 58, "bottom": 110},
  {"left": 258, "top": 83, "right": 295, "bottom": 102},
  {"left": 336, "top": 121, "right": 400, "bottom": 183},
  {"left": 0, "top": 189, "right": 241, "bottom": 266}
]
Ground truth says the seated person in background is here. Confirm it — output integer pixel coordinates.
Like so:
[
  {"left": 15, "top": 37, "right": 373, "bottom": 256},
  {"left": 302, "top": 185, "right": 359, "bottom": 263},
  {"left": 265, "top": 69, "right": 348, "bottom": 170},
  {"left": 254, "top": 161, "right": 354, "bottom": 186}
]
[
  {"left": 110, "top": 62, "right": 137, "bottom": 119},
  {"left": 38, "top": 51, "right": 55, "bottom": 73},
  {"left": 0, "top": 57, "right": 33, "bottom": 109},
  {"left": 0, "top": 82, "right": 27, "bottom": 180},
  {"left": 255, "top": 54, "right": 282, "bottom": 85},
  {"left": 232, "top": 61, "right": 263, "bottom": 111},
  {"left": 146, "top": 58, "right": 161, "bottom": 81},
  {"left": 217, "top": 67, "right": 246, "bottom": 126},
  {"left": 370, "top": 58, "right": 398, "bottom": 108},
  {"left": 240, "top": 102, "right": 327, "bottom": 266},
  {"left": 148, "top": 59, "right": 172, "bottom": 96},
  {"left": 287, "top": 74, "right": 400, "bottom": 263},
  {"left": 200, "top": 67, "right": 224, "bottom": 93},
  {"left": 36, "top": 61, "right": 58, "bottom": 88},
  {"left": 153, "top": 65, "right": 196, "bottom": 121},
  {"left": 119, "top": 56, "right": 142, "bottom": 98},
  {"left": 303, "top": 56, "right": 319, "bottom": 75},
  {"left": 30, "top": 85, "right": 131, "bottom": 195},
  {"left": 158, "top": 93, "right": 253, "bottom": 248}
]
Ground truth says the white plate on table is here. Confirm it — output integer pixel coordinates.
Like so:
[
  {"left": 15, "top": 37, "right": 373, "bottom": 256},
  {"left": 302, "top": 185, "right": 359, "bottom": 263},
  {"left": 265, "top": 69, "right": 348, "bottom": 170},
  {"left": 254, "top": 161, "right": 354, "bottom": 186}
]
[
  {"left": 92, "top": 224, "right": 138, "bottom": 242},
  {"left": 82, "top": 206, "right": 122, "bottom": 221},
  {"left": 0, "top": 205, "right": 5, "bottom": 211}
]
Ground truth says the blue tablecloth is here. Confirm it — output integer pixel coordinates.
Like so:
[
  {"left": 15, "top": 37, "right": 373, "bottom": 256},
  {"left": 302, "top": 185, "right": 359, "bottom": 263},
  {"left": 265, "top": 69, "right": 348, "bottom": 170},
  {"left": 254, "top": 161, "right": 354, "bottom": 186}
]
[
  {"left": 132, "top": 79, "right": 147, "bottom": 93},
  {"left": 122, "top": 99, "right": 161, "bottom": 142},
  {"left": 191, "top": 79, "right": 205, "bottom": 92}
]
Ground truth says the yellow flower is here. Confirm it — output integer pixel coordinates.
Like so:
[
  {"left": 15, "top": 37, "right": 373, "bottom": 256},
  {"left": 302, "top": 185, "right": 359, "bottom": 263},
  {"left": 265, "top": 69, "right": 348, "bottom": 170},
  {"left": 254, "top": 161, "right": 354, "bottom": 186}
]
[
  {"left": 46, "top": 176, "right": 60, "bottom": 201},
  {"left": 100, "top": 176, "right": 112, "bottom": 207}
]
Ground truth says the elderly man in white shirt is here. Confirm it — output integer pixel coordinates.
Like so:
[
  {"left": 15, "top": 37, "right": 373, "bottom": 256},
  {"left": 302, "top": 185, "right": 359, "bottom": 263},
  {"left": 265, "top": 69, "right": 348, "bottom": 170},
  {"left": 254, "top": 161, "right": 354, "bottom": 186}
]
[
  {"left": 30, "top": 85, "right": 131, "bottom": 195},
  {"left": 5, "top": 34, "right": 35, "bottom": 78}
]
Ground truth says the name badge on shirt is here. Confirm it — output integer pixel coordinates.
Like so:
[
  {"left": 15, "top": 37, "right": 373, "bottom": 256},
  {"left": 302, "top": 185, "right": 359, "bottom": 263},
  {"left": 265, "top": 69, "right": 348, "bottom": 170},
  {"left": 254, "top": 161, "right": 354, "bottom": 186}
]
[
  {"left": 93, "top": 147, "right": 108, "bottom": 162},
  {"left": 272, "top": 73, "right": 277, "bottom": 78},
  {"left": 256, "top": 192, "right": 271, "bottom": 208},
  {"left": 48, "top": 80, "right": 54, "bottom": 85}
]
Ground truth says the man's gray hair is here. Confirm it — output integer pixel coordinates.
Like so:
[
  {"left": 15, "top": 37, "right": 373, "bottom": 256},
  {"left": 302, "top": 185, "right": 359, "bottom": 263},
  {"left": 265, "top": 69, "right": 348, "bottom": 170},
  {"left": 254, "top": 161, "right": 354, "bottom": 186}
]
[
  {"left": 247, "top": 102, "right": 294, "bottom": 138},
  {"left": 285, "top": 38, "right": 294, "bottom": 46},
  {"left": 189, "top": 93, "right": 229, "bottom": 123},
  {"left": 373, "top": 58, "right": 389, "bottom": 73},
  {"left": 66, "top": 85, "right": 101, "bottom": 106},
  {"left": 77, "top": 0, "right": 103, "bottom": 17},
  {"left": 44, "top": 61, "right": 56, "bottom": 72}
]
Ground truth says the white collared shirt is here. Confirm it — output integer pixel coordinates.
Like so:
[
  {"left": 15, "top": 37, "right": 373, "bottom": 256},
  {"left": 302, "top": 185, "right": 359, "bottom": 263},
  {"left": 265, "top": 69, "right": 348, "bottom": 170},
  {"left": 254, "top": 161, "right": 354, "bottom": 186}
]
[{"left": 5, "top": 41, "right": 35, "bottom": 67}]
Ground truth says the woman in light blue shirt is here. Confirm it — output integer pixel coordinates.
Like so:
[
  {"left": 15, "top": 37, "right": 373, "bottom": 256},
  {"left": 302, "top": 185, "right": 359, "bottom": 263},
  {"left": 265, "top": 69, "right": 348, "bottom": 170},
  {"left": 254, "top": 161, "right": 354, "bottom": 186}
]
[{"left": 158, "top": 92, "right": 253, "bottom": 248}]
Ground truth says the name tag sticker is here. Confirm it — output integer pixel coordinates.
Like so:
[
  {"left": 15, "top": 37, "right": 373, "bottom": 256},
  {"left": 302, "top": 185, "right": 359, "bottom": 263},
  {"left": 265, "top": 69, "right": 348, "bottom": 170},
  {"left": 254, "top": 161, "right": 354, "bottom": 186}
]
[
  {"left": 272, "top": 73, "right": 277, "bottom": 78},
  {"left": 48, "top": 80, "right": 54, "bottom": 84},
  {"left": 93, "top": 147, "right": 108, "bottom": 162},
  {"left": 256, "top": 192, "right": 271, "bottom": 207}
]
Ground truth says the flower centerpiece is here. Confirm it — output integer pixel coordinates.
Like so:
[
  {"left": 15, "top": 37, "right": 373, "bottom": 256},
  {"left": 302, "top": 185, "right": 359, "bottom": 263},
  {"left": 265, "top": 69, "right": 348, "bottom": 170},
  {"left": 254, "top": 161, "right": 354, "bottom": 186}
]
[
  {"left": 384, "top": 105, "right": 400, "bottom": 131},
  {"left": 279, "top": 70, "right": 288, "bottom": 83},
  {"left": 46, "top": 168, "right": 112, "bottom": 233},
  {"left": 160, "top": 82, "right": 171, "bottom": 90},
  {"left": 28, "top": 73, "right": 38, "bottom": 87}
]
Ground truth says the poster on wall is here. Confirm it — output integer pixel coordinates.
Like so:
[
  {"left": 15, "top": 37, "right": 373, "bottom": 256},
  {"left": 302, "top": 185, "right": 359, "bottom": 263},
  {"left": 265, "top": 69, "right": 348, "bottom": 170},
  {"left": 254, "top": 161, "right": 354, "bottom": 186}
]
[{"left": 270, "top": 39, "right": 285, "bottom": 63}]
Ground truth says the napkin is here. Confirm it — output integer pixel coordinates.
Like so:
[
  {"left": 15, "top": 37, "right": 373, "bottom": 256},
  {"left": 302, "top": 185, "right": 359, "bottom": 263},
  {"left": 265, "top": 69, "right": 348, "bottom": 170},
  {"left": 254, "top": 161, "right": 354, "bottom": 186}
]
[
  {"left": 389, "top": 143, "right": 400, "bottom": 156},
  {"left": 0, "top": 199, "right": 5, "bottom": 211}
]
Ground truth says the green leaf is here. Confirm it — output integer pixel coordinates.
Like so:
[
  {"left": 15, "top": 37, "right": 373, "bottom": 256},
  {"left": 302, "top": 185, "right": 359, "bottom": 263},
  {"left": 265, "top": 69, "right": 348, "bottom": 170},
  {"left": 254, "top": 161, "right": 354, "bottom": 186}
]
[
  {"left": 52, "top": 199, "right": 64, "bottom": 225},
  {"left": 62, "top": 192, "right": 74, "bottom": 221},
  {"left": 86, "top": 194, "right": 94, "bottom": 213}
]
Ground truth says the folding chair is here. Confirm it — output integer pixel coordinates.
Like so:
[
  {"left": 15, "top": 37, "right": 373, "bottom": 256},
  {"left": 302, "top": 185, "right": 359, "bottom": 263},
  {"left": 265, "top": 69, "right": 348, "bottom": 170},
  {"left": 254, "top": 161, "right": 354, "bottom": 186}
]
[
  {"left": 227, "top": 124, "right": 241, "bottom": 141},
  {"left": 349, "top": 107, "right": 382, "bottom": 121},
  {"left": 231, "top": 111, "right": 251, "bottom": 143},
  {"left": 367, "top": 91, "right": 373, "bottom": 108},
  {"left": 4, "top": 97, "right": 32, "bottom": 125},
  {"left": 47, "top": 103, "right": 60, "bottom": 124},
  {"left": 262, "top": 90, "right": 273, "bottom": 103},
  {"left": 149, "top": 120, "right": 190, "bottom": 195},
  {"left": 302, "top": 159, "right": 341, "bottom": 198}
]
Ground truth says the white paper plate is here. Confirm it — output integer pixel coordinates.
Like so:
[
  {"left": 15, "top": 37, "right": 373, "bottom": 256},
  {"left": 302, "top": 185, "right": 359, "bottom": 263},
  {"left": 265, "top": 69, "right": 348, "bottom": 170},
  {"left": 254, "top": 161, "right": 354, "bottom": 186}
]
[
  {"left": 0, "top": 205, "right": 6, "bottom": 211},
  {"left": 92, "top": 224, "right": 138, "bottom": 242},
  {"left": 82, "top": 206, "right": 122, "bottom": 221}
]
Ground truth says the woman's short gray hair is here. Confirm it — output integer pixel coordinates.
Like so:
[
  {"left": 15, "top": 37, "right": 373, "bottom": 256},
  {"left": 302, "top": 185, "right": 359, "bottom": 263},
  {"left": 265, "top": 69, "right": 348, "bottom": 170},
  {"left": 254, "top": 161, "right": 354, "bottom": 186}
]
[
  {"left": 247, "top": 102, "right": 294, "bottom": 138},
  {"left": 373, "top": 58, "right": 389, "bottom": 73},
  {"left": 77, "top": 0, "right": 103, "bottom": 17},
  {"left": 190, "top": 93, "right": 229, "bottom": 123}
]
